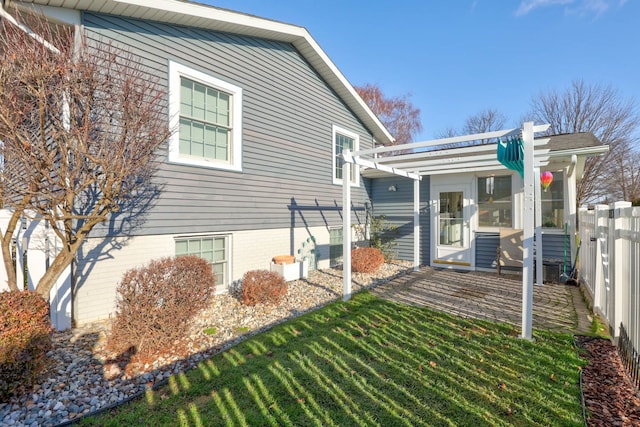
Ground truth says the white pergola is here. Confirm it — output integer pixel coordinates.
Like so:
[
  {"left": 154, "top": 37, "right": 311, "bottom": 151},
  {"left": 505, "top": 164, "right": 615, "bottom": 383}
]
[{"left": 341, "top": 121, "right": 551, "bottom": 340}]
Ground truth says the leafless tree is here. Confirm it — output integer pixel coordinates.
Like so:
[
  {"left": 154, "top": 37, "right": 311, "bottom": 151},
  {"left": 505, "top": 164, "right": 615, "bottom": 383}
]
[
  {"left": 355, "top": 83, "right": 423, "bottom": 149},
  {"left": 435, "top": 127, "right": 458, "bottom": 139},
  {"left": 527, "top": 79, "right": 640, "bottom": 204},
  {"left": 462, "top": 108, "right": 508, "bottom": 138},
  {"left": 0, "top": 14, "right": 170, "bottom": 298},
  {"left": 435, "top": 109, "right": 508, "bottom": 149},
  {"left": 606, "top": 143, "right": 640, "bottom": 202}
]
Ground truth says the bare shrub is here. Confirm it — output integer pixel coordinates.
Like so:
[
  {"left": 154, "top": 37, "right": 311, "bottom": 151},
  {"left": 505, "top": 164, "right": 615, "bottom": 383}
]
[
  {"left": 106, "top": 256, "right": 216, "bottom": 358},
  {"left": 241, "top": 270, "right": 287, "bottom": 306},
  {"left": 0, "top": 291, "right": 52, "bottom": 400},
  {"left": 351, "top": 247, "right": 385, "bottom": 273}
]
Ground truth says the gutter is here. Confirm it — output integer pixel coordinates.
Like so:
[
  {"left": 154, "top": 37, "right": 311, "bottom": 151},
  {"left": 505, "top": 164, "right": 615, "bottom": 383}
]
[
  {"left": 0, "top": 0, "right": 61, "bottom": 53},
  {"left": 545, "top": 145, "right": 610, "bottom": 158}
]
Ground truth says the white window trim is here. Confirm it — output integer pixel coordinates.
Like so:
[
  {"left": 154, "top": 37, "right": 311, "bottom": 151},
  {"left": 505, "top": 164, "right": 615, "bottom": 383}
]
[
  {"left": 168, "top": 61, "right": 242, "bottom": 172},
  {"left": 541, "top": 169, "right": 566, "bottom": 231},
  {"left": 475, "top": 173, "right": 516, "bottom": 232},
  {"left": 332, "top": 125, "right": 360, "bottom": 186},
  {"left": 174, "top": 233, "right": 232, "bottom": 291}
]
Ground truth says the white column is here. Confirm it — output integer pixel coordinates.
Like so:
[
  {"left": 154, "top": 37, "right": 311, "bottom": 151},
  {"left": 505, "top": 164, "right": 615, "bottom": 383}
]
[
  {"left": 534, "top": 168, "right": 543, "bottom": 285},
  {"left": 521, "top": 122, "right": 535, "bottom": 339},
  {"left": 413, "top": 177, "right": 420, "bottom": 271},
  {"left": 565, "top": 162, "right": 577, "bottom": 278},
  {"left": 342, "top": 152, "right": 352, "bottom": 301}
]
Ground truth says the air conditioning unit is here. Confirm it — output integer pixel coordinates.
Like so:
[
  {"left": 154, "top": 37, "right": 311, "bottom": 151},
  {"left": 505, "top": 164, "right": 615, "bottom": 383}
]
[{"left": 543, "top": 261, "right": 562, "bottom": 283}]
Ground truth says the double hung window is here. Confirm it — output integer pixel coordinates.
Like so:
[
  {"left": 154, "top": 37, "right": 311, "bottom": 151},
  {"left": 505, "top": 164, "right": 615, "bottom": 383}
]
[
  {"left": 332, "top": 125, "right": 359, "bottom": 185},
  {"left": 169, "top": 62, "right": 242, "bottom": 171},
  {"left": 175, "top": 236, "right": 229, "bottom": 289},
  {"left": 477, "top": 175, "right": 512, "bottom": 228}
]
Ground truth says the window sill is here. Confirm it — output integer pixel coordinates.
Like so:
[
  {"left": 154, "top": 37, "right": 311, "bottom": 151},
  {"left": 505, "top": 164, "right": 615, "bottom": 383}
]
[
  {"left": 476, "top": 226, "right": 514, "bottom": 233},
  {"left": 168, "top": 155, "right": 242, "bottom": 172},
  {"left": 541, "top": 228, "right": 565, "bottom": 234},
  {"left": 332, "top": 179, "right": 360, "bottom": 188}
]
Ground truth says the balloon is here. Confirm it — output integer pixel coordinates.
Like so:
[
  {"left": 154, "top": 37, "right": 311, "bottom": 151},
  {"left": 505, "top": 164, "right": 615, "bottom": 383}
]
[{"left": 540, "top": 171, "right": 553, "bottom": 191}]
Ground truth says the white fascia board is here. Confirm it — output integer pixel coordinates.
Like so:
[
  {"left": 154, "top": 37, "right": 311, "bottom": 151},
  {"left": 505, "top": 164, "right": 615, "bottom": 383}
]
[
  {"left": 13, "top": 3, "right": 81, "bottom": 25},
  {"left": 546, "top": 145, "right": 609, "bottom": 158},
  {"left": 112, "top": 0, "right": 306, "bottom": 41}
]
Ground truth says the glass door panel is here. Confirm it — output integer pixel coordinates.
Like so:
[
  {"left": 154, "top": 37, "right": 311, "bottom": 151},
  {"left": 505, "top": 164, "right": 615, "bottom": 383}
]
[{"left": 439, "top": 191, "right": 463, "bottom": 247}]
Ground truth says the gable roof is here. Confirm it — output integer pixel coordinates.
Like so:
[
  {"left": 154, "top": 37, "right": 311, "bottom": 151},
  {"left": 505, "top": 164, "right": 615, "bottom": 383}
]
[{"left": 9, "top": 0, "right": 394, "bottom": 145}]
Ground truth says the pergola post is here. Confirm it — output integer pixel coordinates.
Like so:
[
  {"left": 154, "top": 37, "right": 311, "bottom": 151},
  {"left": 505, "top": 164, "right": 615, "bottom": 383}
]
[
  {"left": 521, "top": 122, "right": 535, "bottom": 339},
  {"left": 342, "top": 151, "right": 352, "bottom": 301},
  {"left": 413, "top": 177, "right": 420, "bottom": 271},
  {"left": 534, "top": 167, "right": 544, "bottom": 286}
]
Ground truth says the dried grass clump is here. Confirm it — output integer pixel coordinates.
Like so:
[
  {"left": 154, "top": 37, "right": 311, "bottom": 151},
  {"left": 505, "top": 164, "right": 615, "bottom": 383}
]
[
  {"left": 351, "top": 247, "right": 385, "bottom": 273},
  {"left": 241, "top": 270, "right": 287, "bottom": 306}
]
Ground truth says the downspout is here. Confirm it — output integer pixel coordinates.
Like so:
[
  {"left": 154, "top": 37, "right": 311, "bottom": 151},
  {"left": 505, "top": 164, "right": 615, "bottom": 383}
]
[
  {"left": 567, "top": 154, "right": 578, "bottom": 279},
  {"left": 567, "top": 154, "right": 577, "bottom": 178}
]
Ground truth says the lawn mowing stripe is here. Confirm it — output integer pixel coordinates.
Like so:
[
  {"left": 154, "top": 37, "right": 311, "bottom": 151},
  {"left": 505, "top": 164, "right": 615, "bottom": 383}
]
[
  {"left": 187, "top": 402, "right": 205, "bottom": 427},
  {"left": 211, "top": 387, "right": 239, "bottom": 426},
  {"left": 321, "top": 328, "right": 503, "bottom": 425},
  {"left": 287, "top": 349, "right": 383, "bottom": 427},
  {"left": 243, "top": 374, "right": 293, "bottom": 426},
  {"left": 241, "top": 375, "right": 287, "bottom": 427},
  {"left": 267, "top": 361, "right": 338, "bottom": 427},
  {"left": 176, "top": 408, "right": 189, "bottom": 426},
  {"left": 305, "top": 339, "right": 439, "bottom": 426},
  {"left": 316, "top": 333, "right": 489, "bottom": 426}
]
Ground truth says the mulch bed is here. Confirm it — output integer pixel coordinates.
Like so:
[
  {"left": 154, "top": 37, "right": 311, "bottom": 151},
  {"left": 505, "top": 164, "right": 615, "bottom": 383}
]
[{"left": 577, "top": 336, "right": 640, "bottom": 426}]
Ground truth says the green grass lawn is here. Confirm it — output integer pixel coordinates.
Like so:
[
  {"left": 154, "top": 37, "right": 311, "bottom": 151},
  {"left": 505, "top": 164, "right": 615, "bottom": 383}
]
[{"left": 81, "top": 291, "right": 586, "bottom": 426}]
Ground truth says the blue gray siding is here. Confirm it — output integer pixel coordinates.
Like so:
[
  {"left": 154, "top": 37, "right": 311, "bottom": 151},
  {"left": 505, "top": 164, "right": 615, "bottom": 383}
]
[
  {"left": 542, "top": 233, "right": 571, "bottom": 270},
  {"left": 82, "top": 12, "right": 374, "bottom": 236},
  {"left": 369, "top": 177, "right": 430, "bottom": 264},
  {"left": 474, "top": 231, "right": 570, "bottom": 271},
  {"left": 475, "top": 232, "right": 499, "bottom": 269}
]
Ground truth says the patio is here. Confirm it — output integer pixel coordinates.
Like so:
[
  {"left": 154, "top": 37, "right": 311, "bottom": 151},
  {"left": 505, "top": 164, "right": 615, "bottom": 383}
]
[{"left": 372, "top": 266, "right": 592, "bottom": 335}]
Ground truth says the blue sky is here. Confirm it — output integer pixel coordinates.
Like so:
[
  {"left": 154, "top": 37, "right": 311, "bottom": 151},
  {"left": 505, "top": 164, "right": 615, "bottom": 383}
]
[{"left": 203, "top": 0, "right": 638, "bottom": 141}]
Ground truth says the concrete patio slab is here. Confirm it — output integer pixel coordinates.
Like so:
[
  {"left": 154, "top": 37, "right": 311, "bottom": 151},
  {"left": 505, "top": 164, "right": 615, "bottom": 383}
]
[{"left": 373, "top": 267, "right": 592, "bottom": 335}]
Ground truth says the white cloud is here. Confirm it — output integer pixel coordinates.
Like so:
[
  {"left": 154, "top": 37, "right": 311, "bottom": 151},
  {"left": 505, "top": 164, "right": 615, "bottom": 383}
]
[
  {"left": 515, "top": 0, "right": 574, "bottom": 16},
  {"left": 515, "top": 0, "right": 626, "bottom": 16}
]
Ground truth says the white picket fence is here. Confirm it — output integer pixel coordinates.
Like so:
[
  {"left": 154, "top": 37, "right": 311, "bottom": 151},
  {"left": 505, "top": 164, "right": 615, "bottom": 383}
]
[
  {"left": 578, "top": 201, "right": 640, "bottom": 387},
  {"left": 0, "top": 211, "right": 72, "bottom": 330}
]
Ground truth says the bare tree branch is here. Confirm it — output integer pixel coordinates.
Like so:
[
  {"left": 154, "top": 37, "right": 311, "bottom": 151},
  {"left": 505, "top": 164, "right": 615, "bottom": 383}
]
[
  {"left": 527, "top": 79, "right": 640, "bottom": 205},
  {"left": 0, "top": 14, "right": 170, "bottom": 297},
  {"left": 355, "top": 83, "right": 423, "bottom": 151}
]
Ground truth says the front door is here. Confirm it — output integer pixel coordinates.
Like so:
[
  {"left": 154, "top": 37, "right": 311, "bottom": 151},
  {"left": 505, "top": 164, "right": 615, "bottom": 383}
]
[{"left": 432, "top": 182, "right": 472, "bottom": 268}]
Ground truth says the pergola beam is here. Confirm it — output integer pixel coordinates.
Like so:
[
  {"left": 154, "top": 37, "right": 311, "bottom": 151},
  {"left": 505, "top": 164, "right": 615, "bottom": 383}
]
[{"left": 355, "top": 128, "right": 521, "bottom": 156}]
